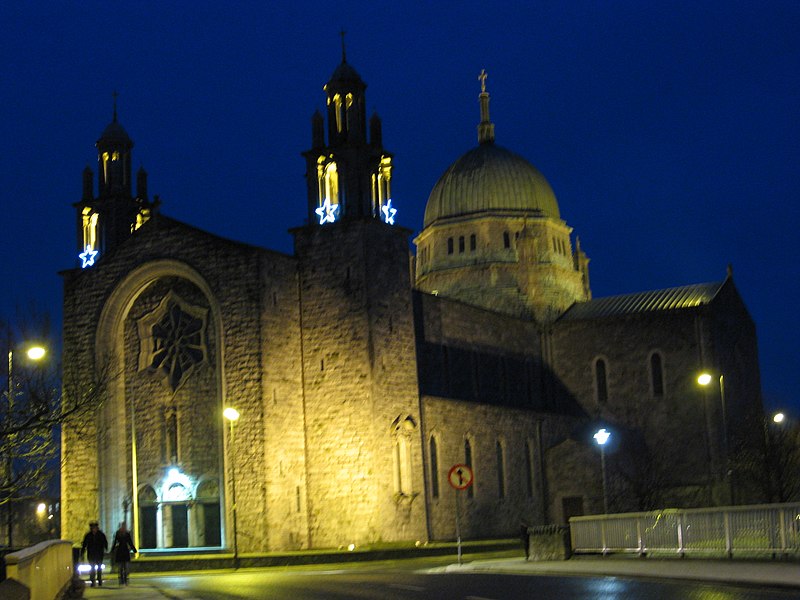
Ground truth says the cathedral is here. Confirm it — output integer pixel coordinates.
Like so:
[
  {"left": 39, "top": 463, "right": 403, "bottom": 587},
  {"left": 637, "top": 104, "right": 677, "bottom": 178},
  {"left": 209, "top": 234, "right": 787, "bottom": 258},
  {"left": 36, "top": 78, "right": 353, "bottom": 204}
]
[{"left": 61, "top": 56, "right": 764, "bottom": 553}]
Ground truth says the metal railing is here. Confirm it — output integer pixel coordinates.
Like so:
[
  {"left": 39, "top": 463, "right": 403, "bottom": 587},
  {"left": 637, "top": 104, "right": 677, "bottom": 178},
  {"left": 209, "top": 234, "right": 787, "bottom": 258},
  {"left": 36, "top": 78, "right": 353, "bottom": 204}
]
[{"left": 570, "top": 503, "right": 800, "bottom": 557}]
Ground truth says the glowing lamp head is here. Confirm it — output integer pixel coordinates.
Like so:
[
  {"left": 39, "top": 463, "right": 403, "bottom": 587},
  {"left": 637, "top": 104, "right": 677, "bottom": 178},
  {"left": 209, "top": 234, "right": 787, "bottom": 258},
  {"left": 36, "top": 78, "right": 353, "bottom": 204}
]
[
  {"left": 26, "top": 346, "right": 46, "bottom": 361},
  {"left": 347, "top": 543, "right": 356, "bottom": 552},
  {"left": 773, "top": 412, "right": 785, "bottom": 424},
  {"left": 36, "top": 503, "right": 46, "bottom": 515},
  {"left": 697, "top": 373, "right": 713, "bottom": 386},
  {"left": 593, "top": 428, "right": 611, "bottom": 446},
  {"left": 223, "top": 407, "right": 240, "bottom": 422}
]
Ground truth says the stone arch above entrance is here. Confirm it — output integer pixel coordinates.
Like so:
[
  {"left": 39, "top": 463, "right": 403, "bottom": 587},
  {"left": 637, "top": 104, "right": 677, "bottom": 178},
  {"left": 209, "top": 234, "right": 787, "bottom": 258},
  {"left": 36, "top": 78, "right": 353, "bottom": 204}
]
[{"left": 95, "top": 259, "right": 227, "bottom": 551}]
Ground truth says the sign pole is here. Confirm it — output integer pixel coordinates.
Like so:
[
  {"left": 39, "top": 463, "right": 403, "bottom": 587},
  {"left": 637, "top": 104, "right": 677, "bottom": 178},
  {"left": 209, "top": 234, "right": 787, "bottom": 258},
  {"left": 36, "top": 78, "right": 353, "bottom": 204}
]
[
  {"left": 455, "top": 488, "right": 462, "bottom": 565},
  {"left": 447, "top": 463, "right": 474, "bottom": 567}
]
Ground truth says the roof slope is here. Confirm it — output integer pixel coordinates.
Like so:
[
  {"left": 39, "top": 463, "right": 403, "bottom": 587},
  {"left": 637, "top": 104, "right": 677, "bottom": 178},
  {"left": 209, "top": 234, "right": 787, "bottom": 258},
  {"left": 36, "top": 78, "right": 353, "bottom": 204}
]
[{"left": 559, "top": 281, "right": 726, "bottom": 321}]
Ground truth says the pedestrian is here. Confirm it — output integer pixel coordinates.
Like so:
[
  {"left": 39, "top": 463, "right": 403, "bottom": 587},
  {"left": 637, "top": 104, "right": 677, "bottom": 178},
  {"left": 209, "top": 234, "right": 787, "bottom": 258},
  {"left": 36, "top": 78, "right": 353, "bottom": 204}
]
[
  {"left": 81, "top": 520, "right": 108, "bottom": 587},
  {"left": 520, "top": 522, "right": 530, "bottom": 560},
  {"left": 110, "top": 521, "right": 137, "bottom": 586}
]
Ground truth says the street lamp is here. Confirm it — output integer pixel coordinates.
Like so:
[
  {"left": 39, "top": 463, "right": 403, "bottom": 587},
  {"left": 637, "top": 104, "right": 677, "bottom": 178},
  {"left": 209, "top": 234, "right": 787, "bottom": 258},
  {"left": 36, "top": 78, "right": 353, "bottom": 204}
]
[
  {"left": 223, "top": 407, "right": 240, "bottom": 569},
  {"left": 6, "top": 343, "right": 46, "bottom": 549},
  {"left": 697, "top": 371, "right": 732, "bottom": 504},
  {"left": 773, "top": 412, "right": 785, "bottom": 424},
  {"left": 593, "top": 428, "right": 611, "bottom": 514}
]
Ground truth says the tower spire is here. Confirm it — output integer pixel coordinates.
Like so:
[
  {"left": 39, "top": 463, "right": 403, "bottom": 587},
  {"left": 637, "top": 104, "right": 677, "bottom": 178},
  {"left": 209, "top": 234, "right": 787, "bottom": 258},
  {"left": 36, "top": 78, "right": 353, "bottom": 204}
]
[
  {"left": 340, "top": 29, "right": 347, "bottom": 63},
  {"left": 477, "top": 69, "right": 495, "bottom": 144}
]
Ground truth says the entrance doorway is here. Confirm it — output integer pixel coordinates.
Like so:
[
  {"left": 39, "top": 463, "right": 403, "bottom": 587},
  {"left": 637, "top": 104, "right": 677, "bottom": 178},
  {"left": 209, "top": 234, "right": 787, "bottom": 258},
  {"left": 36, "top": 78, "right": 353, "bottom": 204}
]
[{"left": 170, "top": 504, "right": 188, "bottom": 548}]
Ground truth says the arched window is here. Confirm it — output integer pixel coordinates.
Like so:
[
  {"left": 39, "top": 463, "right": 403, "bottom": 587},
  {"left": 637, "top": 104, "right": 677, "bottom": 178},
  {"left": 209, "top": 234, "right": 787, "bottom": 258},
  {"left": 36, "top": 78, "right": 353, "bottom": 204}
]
[
  {"left": 81, "top": 208, "right": 99, "bottom": 252},
  {"left": 393, "top": 437, "right": 411, "bottom": 495},
  {"left": 429, "top": 436, "right": 439, "bottom": 499},
  {"left": 458, "top": 236, "right": 465, "bottom": 253},
  {"left": 391, "top": 416, "right": 416, "bottom": 497},
  {"left": 594, "top": 358, "right": 609, "bottom": 404},
  {"left": 138, "top": 485, "right": 158, "bottom": 549},
  {"left": 323, "top": 162, "right": 339, "bottom": 205},
  {"left": 465, "top": 438, "right": 474, "bottom": 498},
  {"left": 524, "top": 439, "right": 534, "bottom": 498},
  {"left": 496, "top": 440, "right": 505, "bottom": 499},
  {"left": 650, "top": 352, "right": 664, "bottom": 396},
  {"left": 333, "top": 94, "right": 344, "bottom": 132},
  {"left": 503, "top": 231, "right": 511, "bottom": 249},
  {"left": 470, "top": 234, "right": 476, "bottom": 251},
  {"left": 447, "top": 237, "right": 454, "bottom": 255}
]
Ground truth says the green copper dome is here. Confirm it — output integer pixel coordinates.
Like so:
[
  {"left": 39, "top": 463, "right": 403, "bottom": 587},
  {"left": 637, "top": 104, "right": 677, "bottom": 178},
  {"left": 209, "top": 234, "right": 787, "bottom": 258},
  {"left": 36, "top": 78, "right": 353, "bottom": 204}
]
[{"left": 423, "top": 143, "right": 560, "bottom": 228}]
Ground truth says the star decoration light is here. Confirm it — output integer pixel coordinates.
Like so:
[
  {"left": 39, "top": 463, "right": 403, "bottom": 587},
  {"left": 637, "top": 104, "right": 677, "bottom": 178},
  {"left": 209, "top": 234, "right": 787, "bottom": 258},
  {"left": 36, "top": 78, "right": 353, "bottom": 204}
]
[
  {"left": 381, "top": 199, "right": 397, "bottom": 225},
  {"left": 79, "top": 245, "right": 99, "bottom": 268},
  {"left": 315, "top": 198, "right": 339, "bottom": 225}
]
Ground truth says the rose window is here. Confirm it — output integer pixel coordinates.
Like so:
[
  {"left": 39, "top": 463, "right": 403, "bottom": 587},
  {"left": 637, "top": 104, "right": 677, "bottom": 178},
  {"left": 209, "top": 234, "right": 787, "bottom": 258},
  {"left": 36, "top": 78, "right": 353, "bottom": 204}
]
[{"left": 138, "top": 291, "right": 208, "bottom": 392}]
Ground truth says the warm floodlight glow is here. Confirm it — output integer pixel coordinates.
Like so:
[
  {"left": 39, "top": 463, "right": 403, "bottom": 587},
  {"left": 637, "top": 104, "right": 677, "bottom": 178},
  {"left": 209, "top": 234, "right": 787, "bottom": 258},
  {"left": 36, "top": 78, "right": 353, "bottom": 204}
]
[
  {"left": 26, "top": 346, "right": 46, "bottom": 360},
  {"left": 697, "top": 373, "right": 713, "bottom": 386},
  {"left": 223, "top": 407, "right": 240, "bottom": 422},
  {"left": 773, "top": 412, "right": 785, "bottom": 424},
  {"left": 347, "top": 543, "right": 356, "bottom": 552},
  {"left": 36, "top": 503, "right": 46, "bottom": 515},
  {"left": 593, "top": 428, "right": 611, "bottom": 446}
]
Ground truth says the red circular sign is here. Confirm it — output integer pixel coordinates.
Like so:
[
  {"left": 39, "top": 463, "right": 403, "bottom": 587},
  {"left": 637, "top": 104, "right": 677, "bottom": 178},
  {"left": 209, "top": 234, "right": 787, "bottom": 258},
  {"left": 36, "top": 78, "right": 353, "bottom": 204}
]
[{"left": 448, "top": 464, "right": 474, "bottom": 490}]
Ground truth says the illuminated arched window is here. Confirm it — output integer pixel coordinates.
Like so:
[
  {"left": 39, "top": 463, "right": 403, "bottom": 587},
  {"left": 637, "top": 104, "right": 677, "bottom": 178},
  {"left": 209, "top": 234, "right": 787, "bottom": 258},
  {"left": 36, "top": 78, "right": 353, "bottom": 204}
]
[
  {"left": 82, "top": 207, "right": 99, "bottom": 251},
  {"left": 594, "top": 357, "right": 609, "bottom": 404},
  {"left": 345, "top": 93, "right": 354, "bottom": 131},
  {"left": 325, "top": 162, "right": 338, "bottom": 203},
  {"left": 650, "top": 352, "right": 664, "bottom": 396},
  {"left": 333, "top": 94, "right": 344, "bottom": 132}
]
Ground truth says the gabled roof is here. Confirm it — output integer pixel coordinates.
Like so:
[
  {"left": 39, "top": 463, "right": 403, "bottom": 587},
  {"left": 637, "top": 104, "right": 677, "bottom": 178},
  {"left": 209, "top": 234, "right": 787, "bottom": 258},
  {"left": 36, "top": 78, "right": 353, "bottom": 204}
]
[{"left": 558, "top": 280, "right": 726, "bottom": 321}]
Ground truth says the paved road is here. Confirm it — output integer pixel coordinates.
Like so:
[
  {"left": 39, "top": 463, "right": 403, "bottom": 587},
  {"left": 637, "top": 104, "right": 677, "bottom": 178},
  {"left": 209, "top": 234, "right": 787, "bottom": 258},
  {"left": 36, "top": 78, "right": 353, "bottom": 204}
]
[{"left": 130, "top": 568, "right": 800, "bottom": 600}]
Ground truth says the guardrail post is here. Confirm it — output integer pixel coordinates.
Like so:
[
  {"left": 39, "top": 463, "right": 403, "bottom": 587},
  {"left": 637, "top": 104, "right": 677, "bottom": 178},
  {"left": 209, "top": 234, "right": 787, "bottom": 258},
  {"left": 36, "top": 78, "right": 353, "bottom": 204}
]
[
  {"left": 779, "top": 507, "right": 787, "bottom": 556},
  {"left": 601, "top": 520, "right": 607, "bottom": 555},
  {"left": 724, "top": 509, "right": 733, "bottom": 558},
  {"left": 676, "top": 513, "right": 684, "bottom": 557},
  {"left": 636, "top": 517, "right": 643, "bottom": 556}
]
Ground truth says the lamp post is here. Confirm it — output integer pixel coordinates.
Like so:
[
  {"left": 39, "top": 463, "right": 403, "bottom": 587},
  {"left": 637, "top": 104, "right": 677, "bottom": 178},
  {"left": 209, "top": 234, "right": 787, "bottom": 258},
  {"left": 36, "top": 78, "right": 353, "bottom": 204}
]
[
  {"left": 6, "top": 343, "right": 46, "bottom": 548},
  {"left": 697, "top": 372, "right": 732, "bottom": 504},
  {"left": 223, "top": 407, "right": 240, "bottom": 569},
  {"left": 593, "top": 428, "right": 611, "bottom": 514},
  {"left": 764, "top": 410, "right": 788, "bottom": 503}
]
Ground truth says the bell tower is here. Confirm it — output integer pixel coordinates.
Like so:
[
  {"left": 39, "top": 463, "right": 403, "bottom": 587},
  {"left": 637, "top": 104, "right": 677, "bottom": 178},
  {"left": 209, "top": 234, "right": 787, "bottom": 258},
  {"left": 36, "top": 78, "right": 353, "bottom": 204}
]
[
  {"left": 73, "top": 95, "right": 157, "bottom": 268},
  {"left": 302, "top": 36, "right": 396, "bottom": 226}
]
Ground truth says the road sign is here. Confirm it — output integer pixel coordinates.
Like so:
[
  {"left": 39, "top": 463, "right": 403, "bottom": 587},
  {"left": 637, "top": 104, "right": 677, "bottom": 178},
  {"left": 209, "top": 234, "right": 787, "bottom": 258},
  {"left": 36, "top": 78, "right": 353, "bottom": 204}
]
[{"left": 448, "top": 464, "right": 474, "bottom": 490}]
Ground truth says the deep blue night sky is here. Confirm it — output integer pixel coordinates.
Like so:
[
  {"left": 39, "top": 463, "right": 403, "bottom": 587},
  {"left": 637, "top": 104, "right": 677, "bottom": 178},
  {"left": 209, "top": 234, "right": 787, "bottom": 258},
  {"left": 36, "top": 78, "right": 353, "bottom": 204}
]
[{"left": 1, "top": 2, "right": 797, "bottom": 412}]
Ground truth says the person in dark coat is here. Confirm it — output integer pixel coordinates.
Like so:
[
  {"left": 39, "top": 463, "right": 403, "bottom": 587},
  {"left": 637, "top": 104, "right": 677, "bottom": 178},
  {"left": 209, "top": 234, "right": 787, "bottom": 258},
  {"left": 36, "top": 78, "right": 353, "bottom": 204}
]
[
  {"left": 110, "top": 521, "right": 137, "bottom": 585},
  {"left": 520, "top": 522, "right": 530, "bottom": 560},
  {"left": 81, "top": 521, "right": 108, "bottom": 587}
]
